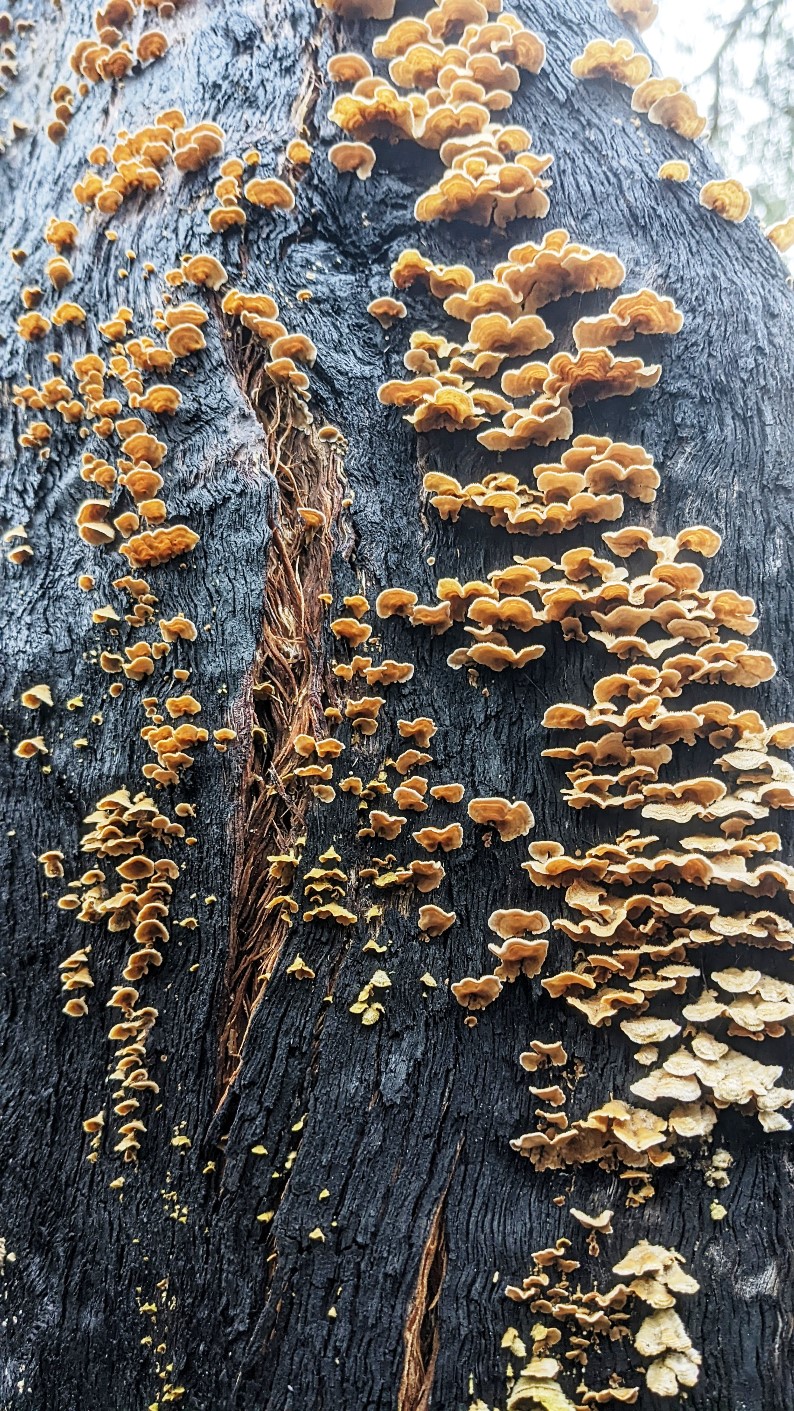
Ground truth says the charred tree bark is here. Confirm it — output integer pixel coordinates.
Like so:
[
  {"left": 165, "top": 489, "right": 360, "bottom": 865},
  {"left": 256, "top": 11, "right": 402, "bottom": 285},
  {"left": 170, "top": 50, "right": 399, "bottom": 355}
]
[{"left": 1, "top": 3, "right": 793, "bottom": 1411}]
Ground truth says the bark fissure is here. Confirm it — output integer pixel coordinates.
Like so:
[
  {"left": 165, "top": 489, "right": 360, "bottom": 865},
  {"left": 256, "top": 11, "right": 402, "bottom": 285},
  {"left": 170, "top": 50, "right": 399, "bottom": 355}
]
[
  {"left": 398, "top": 1143, "right": 461, "bottom": 1411},
  {"left": 218, "top": 377, "right": 348, "bottom": 1095}
]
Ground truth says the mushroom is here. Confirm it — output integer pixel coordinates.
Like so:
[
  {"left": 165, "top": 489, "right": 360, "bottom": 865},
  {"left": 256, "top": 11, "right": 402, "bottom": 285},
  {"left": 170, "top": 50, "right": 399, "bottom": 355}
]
[
  {"left": 489, "top": 937, "right": 548, "bottom": 980},
  {"left": 451, "top": 974, "right": 503, "bottom": 1009},
  {"left": 329, "top": 140, "right": 377, "bottom": 179},
  {"left": 412, "top": 823, "right": 463, "bottom": 853},
  {"left": 429, "top": 783, "right": 464, "bottom": 803},
  {"left": 328, "top": 52, "right": 374, "bottom": 84},
  {"left": 418, "top": 904, "right": 456, "bottom": 936},
  {"left": 489, "top": 907, "right": 549, "bottom": 938},
  {"left": 173, "top": 121, "right": 225, "bottom": 172},
  {"left": 647, "top": 91, "right": 707, "bottom": 140},
  {"left": 572, "top": 290, "right": 683, "bottom": 350},
  {"left": 136, "top": 30, "right": 168, "bottom": 62},
  {"left": 367, "top": 296, "right": 407, "bottom": 327},
  {"left": 244, "top": 177, "right": 295, "bottom": 210},
  {"left": 608, "top": 0, "right": 658, "bottom": 31},
  {"left": 182, "top": 253, "right": 228, "bottom": 289},
  {"left": 766, "top": 217, "right": 794, "bottom": 253},
  {"left": 331, "top": 616, "right": 372, "bottom": 647},
  {"left": 570, "top": 38, "right": 652, "bottom": 87},
  {"left": 398, "top": 716, "right": 437, "bottom": 748},
  {"left": 660, "top": 160, "right": 691, "bottom": 182},
  {"left": 21, "top": 684, "right": 53, "bottom": 709},
  {"left": 570, "top": 1207, "right": 614, "bottom": 1233},
  {"left": 699, "top": 179, "right": 752, "bottom": 223},
  {"left": 468, "top": 797, "right": 534, "bottom": 841},
  {"left": 317, "top": 0, "right": 396, "bottom": 15}
]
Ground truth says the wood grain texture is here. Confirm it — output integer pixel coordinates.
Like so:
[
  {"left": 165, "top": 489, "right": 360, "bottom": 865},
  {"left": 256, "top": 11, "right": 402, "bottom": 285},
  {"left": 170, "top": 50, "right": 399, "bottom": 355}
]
[{"left": 1, "top": 3, "right": 793, "bottom": 1410}]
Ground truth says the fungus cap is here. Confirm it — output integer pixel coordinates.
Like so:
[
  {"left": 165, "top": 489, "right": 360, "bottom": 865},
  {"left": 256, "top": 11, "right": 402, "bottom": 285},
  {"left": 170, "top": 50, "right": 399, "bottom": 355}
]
[
  {"left": 468, "top": 796, "right": 534, "bottom": 841},
  {"left": 658, "top": 160, "right": 690, "bottom": 182},
  {"left": 182, "top": 254, "right": 228, "bottom": 289},
  {"left": 329, "top": 141, "right": 377, "bottom": 179},
  {"left": 699, "top": 178, "right": 752, "bottom": 223}
]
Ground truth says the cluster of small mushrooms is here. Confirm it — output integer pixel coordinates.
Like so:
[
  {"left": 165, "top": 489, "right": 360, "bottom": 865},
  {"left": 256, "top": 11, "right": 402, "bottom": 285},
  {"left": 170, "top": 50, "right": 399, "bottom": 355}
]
[{"left": 8, "top": 0, "right": 794, "bottom": 1406}]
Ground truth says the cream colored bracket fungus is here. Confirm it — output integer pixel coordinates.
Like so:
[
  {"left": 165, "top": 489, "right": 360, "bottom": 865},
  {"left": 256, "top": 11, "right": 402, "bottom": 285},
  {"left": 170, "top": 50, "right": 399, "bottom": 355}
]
[{"left": 468, "top": 796, "right": 534, "bottom": 841}]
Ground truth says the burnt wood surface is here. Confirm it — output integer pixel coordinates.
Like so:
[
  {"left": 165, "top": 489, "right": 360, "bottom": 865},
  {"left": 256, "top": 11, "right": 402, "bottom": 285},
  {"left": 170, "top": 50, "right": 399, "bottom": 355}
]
[{"left": 1, "top": 3, "right": 793, "bottom": 1410}]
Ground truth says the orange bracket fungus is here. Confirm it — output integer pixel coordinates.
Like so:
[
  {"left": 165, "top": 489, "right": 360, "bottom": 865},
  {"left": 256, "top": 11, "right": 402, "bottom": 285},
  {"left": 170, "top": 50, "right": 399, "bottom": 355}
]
[{"left": 700, "top": 179, "right": 753, "bottom": 223}]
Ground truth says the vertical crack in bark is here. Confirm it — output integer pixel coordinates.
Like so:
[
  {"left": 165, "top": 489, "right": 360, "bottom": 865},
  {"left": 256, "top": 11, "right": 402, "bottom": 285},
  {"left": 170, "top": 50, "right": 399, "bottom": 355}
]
[
  {"left": 398, "top": 1145, "right": 462, "bottom": 1411},
  {"left": 215, "top": 372, "right": 352, "bottom": 1100},
  {"left": 212, "top": 5, "right": 337, "bottom": 1104}
]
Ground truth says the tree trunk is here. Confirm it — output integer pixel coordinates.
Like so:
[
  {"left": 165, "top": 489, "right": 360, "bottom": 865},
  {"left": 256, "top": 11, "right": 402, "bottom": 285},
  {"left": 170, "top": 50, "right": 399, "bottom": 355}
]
[{"left": 2, "top": 3, "right": 793, "bottom": 1410}]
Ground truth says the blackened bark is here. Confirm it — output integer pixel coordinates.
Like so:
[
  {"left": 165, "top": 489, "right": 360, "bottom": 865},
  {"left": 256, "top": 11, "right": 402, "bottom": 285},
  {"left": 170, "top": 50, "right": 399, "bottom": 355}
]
[{"left": 1, "top": 3, "right": 793, "bottom": 1411}]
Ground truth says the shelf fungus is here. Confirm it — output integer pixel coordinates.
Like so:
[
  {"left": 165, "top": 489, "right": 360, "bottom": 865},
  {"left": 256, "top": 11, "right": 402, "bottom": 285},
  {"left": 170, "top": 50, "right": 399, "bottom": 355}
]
[
  {"left": 699, "top": 178, "right": 752, "bottom": 223},
  {"left": 766, "top": 217, "right": 794, "bottom": 253},
  {"left": 317, "top": 0, "right": 396, "bottom": 16},
  {"left": 244, "top": 177, "right": 295, "bottom": 211},
  {"left": 489, "top": 908, "right": 549, "bottom": 938},
  {"left": 511, "top": 1099, "right": 673, "bottom": 1171},
  {"left": 182, "top": 253, "right": 228, "bottom": 289},
  {"left": 658, "top": 159, "right": 690, "bottom": 182},
  {"left": 412, "top": 822, "right": 464, "bottom": 852},
  {"left": 570, "top": 38, "right": 652, "bottom": 88},
  {"left": 572, "top": 290, "right": 683, "bottom": 350},
  {"left": 646, "top": 90, "right": 707, "bottom": 140},
  {"left": 489, "top": 936, "right": 548, "bottom": 980},
  {"left": 451, "top": 974, "right": 503, "bottom": 1009},
  {"left": 367, "top": 296, "right": 407, "bottom": 326},
  {"left": 468, "top": 796, "right": 534, "bottom": 841},
  {"left": 328, "top": 141, "right": 377, "bottom": 179},
  {"left": 608, "top": 0, "right": 658, "bottom": 30},
  {"left": 418, "top": 904, "right": 456, "bottom": 935}
]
